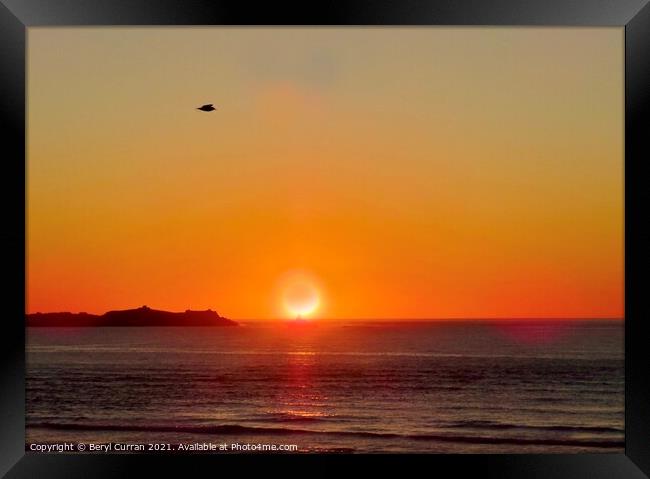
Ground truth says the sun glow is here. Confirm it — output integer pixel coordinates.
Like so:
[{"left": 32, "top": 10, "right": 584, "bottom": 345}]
[{"left": 280, "top": 272, "right": 321, "bottom": 319}]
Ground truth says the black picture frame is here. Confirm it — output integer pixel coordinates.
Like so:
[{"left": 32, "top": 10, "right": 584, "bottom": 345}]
[{"left": 1, "top": 0, "right": 649, "bottom": 477}]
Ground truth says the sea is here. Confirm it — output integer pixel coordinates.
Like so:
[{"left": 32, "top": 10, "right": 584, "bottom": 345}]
[{"left": 26, "top": 320, "right": 624, "bottom": 453}]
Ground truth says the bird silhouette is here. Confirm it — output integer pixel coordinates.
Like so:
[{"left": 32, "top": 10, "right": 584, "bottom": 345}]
[{"left": 197, "top": 104, "right": 216, "bottom": 112}]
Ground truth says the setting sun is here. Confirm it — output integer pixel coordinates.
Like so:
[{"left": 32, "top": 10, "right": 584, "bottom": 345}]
[{"left": 280, "top": 272, "right": 321, "bottom": 319}]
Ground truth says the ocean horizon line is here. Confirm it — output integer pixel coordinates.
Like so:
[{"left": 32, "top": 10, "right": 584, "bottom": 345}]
[{"left": 238, "top": 317, "right": 624, "bottom": 323}]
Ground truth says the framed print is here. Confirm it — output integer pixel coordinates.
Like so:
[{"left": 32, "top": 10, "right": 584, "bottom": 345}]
[{"left": 1, "top": 0, "right": 649, "bottom": 477}]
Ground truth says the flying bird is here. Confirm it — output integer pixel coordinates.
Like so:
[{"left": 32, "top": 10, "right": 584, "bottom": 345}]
[{"left": 197, "top": 104, "right": 216, "bottom": 112}]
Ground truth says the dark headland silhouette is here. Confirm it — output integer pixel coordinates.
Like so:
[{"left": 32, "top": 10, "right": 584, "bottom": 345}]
[{"left": 27, "top": 305, "right": 238, "bottom": 327}]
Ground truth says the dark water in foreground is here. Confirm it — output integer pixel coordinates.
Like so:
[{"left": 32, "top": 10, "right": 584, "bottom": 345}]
[{"left": 26, "top": 321, "right": 624, "bottom": 453}]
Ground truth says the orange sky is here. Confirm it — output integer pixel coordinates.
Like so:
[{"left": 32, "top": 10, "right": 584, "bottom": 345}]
[{"left": 27, "top": 28, "right": 623, "bottom": 319}]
